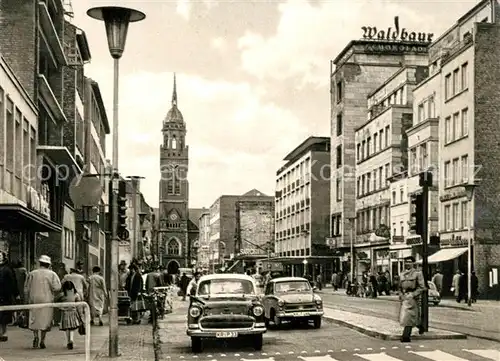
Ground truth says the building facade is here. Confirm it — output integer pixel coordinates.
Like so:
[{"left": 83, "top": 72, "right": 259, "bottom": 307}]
[
  {"left": 158, "top": 75, "right": 190, "bottom": 274},
  {"left": 275, "top": 136, "right": 332, "bottom": 278},
  {"left": 197, "top": 209, "right": 210, "bottom": 268}
]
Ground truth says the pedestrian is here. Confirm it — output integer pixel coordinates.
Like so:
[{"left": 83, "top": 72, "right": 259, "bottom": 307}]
[
  {"left": 451, "top": 269, "right": 461, "bottom": 300},
  {"left": 119, "top": 260, "right": 129, "bottom": 290},
  {"left": 53, "top": 262, "right": 67, "bottom": 327},
  {"left": 398, "top": 256, "right": 425, "bottom": 342},
  {"left": 24, "top": 255, "right": 62, "bottom": 349},
  {"left": 316, "top": 273, "right": 323, "bottom": 291},
  {"left": 11, "top": 259, "right": 27, "bottom": 326},
  {"left": 180, "top": 273, "right": 190, "bottom": 301},
  {"left": 62, "top": 267, "right": 88, "bottom": 300},
  {"left": 457, "top": 271, "right": 468, "bottom": 303},
  {"left": 57, "top": 280, "right": 83, "bottom": 350},
  {"left": 369, "top": 271, "right": 378, "bottom": 298},
  {"left": 331, "top": 271, "right": 338, "bottom": 291},
  {"left": 0, "top": 251, "right": 18, "bottom": 342},
  {"left": 125, "top": 264, "right": 144, "bottom": 324},
  {"left": 88, "top": 266, "right": 107, "bottom": 326},
  {"left": 186, "top": 271, "right": 202, "bottom": 298},
  {"left": 431, "top": 269, "right": 443, "bottom": 295},
  {"left": 145, "top": 265, "right": 163, "bottom": 293},
  {"left": 471, "top": 271, "right": 479, "bottom": 302}
]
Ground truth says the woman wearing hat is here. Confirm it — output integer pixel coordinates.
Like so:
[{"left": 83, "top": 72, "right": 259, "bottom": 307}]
[
  {"left": 398, "top": 256, "right": 426, "bottom": 342},
  {"left": 24, "top": 255, "right": 62, "bottom": 349}
]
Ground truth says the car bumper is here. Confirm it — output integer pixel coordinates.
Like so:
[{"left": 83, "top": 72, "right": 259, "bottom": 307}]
[
  {"left": 187, "top": 323, "right": 266, "bottom": 337},
  {"left": 277, "top": 310, "right": 324, "bottom": 318}
]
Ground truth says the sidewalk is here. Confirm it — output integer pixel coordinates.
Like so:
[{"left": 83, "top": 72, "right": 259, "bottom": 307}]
[
  {"left": 322, "top": 307, "right": 466, "bottom": 341},
  {"left": 1, "top": 315, "right": 154, "bottom": 361},
  {"left": 316, "top": 286, "right": 499, "bottom": 312}
]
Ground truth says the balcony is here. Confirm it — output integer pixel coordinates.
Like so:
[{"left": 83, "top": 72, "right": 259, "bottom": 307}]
[
  {"left": 37, "top": 145, "right": 82, "bottom": 180},
  {"left": 38, "top": 1, "right": 66, "bottom": 66},
  {"left": 38, "top": 74, "right": 66, "bottom": 123}
]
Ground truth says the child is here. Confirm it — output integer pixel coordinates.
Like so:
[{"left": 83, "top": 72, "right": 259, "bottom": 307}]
[{"left": 58, "top": 280, "right": 83, "bottom": 350}]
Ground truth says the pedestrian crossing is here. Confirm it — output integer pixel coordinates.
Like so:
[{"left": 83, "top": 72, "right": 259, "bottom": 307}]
[{"left": 165, "top": 349, "right": 500, "bottom": 361}]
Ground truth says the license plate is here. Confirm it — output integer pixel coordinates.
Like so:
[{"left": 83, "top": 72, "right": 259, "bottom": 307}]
[
  {"left": 216, "top": 331, "right": 238, "bottom": 338},
  {"left": 292, "top": 312, "right": 310, "bottom": 316}
]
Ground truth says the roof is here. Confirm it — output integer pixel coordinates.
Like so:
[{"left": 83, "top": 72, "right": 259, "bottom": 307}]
[
  {"left": 242, "top": 189, "right": 267, "bottom": 197},
  {"left": 198, "top": 273, "right": 257, "bottom": 283},
  {"left": 277, "top": 136, "right": 330, "bottom": 175},
  {"left": 269, "top": 277, "right": 308, "bottom": 283},
  {"left": 188, "top": 208, "right": 204, "bottom": 226},
  {"left": 165, "top": 105, "right": 184, "bottom": 123}
]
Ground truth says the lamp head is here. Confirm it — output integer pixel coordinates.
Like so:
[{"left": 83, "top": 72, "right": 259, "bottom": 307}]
[
  {"left": 463, "top": 183, "right": 477, "bottom": 202},
  {"left": 87, "top": 6, "right": 145, "bottom": 59},
  {"left": 302, "top": 259, "right": 308, "bottom": 265}
]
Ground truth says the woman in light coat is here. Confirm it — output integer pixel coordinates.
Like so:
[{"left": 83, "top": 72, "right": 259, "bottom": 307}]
[
  {"left": 24, "top": 255, "right": 61, "bottom": 349},
  {"left": 88, "top": 266, "right": 107, "bottom": 326}
]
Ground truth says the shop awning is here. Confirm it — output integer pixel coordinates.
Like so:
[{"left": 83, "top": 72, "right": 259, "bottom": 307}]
[
  {"left": 419, "top": 247, "right": 468, "bottom": 264},
  {"left": 0, "top": 204, "right": 62, "bottom": 233}
]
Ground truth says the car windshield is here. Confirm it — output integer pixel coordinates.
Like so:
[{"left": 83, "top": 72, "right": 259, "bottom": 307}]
[
  {"left": 274, "top": 280, "right": 311, "bottom": 293},
  {"left": 197, "top": 279, "right": 255, "bottom": 296}
]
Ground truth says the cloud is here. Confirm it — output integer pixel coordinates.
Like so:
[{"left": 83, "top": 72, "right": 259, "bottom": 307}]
[
  {"left": 84, "top": 67, "right": 308, "bottom": 208},
  {"left": 211, "top": 37, "right": 227, "bottom": 50},
  {"left": 176, "top": 0, "right": 191, "bottom": 20},
  {"left": 237, "top": 0, "right": 470, "bottom": 86}
]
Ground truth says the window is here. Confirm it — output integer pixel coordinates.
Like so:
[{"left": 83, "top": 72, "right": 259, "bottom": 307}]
[
  {"left": 452, "top": 158, "right": 459, "bottom": 185},
  {"left": 461, "top": 155, "right": 469, "bottom": 183},
  {"left": 174, "top": 168, "right": 181, "bottom": 194},
  {"left": 336, "top": 113, "right": 343, "bottom": 136},
  {"left": 373, "top": 170, "right": 377, "bottom": 190},
  {"left": 445, "top": 116, "right": 452, "bottom": 143},
  {"left": 366, "top": 173, "right": 371, "bottom": 193},
  {"left": 379, "top": 167, "right": 383, "bottom": 188},
  {"left": 461, "top": 108, "right": 468, "bottom": 136},
  {"left": 379, "top": 129, "right": 384, "bottom": 149},
  {"left": 336, "top": 145, "right": 342, "bottom": 168},
  {"left": 461, "top": 63, "right": 468, "bottom": 90},
  {"left": 336, "top": 178, "right": 342, "bottom": 201},
  {"left": 167, "top": 239, "right": 180, "bottom": 255},
  {"left": 336, "top": 81, "right": 343, "bottom": 103},
  {"left": 400, "top": 221, "right": 404, "bottom": 236},
  {"left": 420, "top": 143, "right": 428, "bottom": 170},
  {"left": 445, "top": 74, "right": 451, "bottom": 99},
  {"left": 6, "top": 99, "right": 13, "bottom": 171},
  {"left": 444, "top": 161, "right": 451, "bottom": 187},
  {"left": 361, "top": 175, "right": 365, "bottom": 195},
  {"left": 23, "top": 119, "right": 30, "bottom": 188},
  {"left": 357, "top": 143, "right": 361, "bottom": 161},
  {"left": 410, "top": 148, "right": 417, "bottom": 173},
  {"left": 444, "top": 205, "right": 451, "bottom": 231},
  {"left": 453, "top": 203, "right": 460, "bottom": 230},
  {"left": 357, "top": 177, "right": 361, "bottom": 197},
  {"left": 385, "top": 126, "right": 390, "bottom": 146},
  {"left": 400, "top": 189, "right": 404, "bottom": 203},
  {"left": 392, "top": 191, "right": 396, "bottom": 204},
  {"left": 418, "top": 103, "right": 425, "bottom": 122},
  {"left": 366, "top": 137, "right": 371, "bottom": 156},
  {"left": 384, "top": 163, "right": 390, "bottom": 184},
  {"left": 461, "top": 202, "right": 469, "bottom": 229},
  {"left": 428, "top": 96, "right": 435, "bottom": 118},
  {"left": 361, "top": 141, "right": 366, "bottom": 159},
  {"left": 373, "top": 133, "right": 378, "bottom": 152},
  {"left": 453, "top": 112, "right": 460, "bottom": 139},
  {"left": 64, "top": 227, "right": 74, "bottom": 259},
  {"left": 453, "top": 69, "right": 459, "bottom": 95},
  {"left": 171, "top": 136, "right": 177, "bottom": 149}
]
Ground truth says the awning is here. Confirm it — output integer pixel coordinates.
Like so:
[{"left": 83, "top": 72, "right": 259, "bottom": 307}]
[
  {"left": 418, "top": 247, "right": 468, "bottom": 264},
  {"left": 0, "top": 204, "right": 62, "bottom": 233}
]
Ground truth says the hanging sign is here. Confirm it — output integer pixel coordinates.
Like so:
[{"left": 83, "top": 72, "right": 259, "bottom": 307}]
[{"left": 361, "top": 16, "right": 434, "bottom": 43}]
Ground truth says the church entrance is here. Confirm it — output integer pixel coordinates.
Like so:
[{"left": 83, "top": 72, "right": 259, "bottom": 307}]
[{"left": 167, "top": 259, "right": 180, "bottom": 274}]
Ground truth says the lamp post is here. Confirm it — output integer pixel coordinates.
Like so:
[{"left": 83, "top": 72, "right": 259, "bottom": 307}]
[
  {"left": 87, "top": 6, "right": 145, "bottom": 358},
  {"left": 302, "top": 259, "right": 308, "bottom": 277},
  {"left": 464, "top": 183, "right": 477, "bottom": 307},
  {"left": 347, "top": 217, "right": 356, "bottom": 283}
]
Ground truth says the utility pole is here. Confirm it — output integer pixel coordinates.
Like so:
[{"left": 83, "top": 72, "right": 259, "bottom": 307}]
[{"left": 419, "top": 171, "right": 432, "bottom": 333}]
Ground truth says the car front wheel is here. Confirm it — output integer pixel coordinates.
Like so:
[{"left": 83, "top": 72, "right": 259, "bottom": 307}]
[
  {"left": 252, "top": 334, "right": 263, "bottom": 350},
  {"left": 312, "top": 316, "right": 321, "bottom": 329},
  {"left": 191, "top": 337, "right": 202, "bottom": 353}
]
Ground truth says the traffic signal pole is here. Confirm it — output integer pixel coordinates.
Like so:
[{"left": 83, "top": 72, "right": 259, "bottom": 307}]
[{"left": 419, "top": 171, "right": 432, "bottom": 333}]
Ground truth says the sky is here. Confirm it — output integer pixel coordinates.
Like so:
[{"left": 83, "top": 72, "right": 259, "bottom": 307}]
[{"left": 72, "top": 0, "right": 480, "bottom": 209}]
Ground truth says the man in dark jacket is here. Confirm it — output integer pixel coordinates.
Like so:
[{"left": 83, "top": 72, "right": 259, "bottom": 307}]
[
  {"left": 0, "top": 251, "right": 18, "bottom": 342},
  {"left": 179, "top": 273, "right": 190, "bottom": 301},
  {"left": 126, "top": 264, "right": 144, "bottom": 324}
]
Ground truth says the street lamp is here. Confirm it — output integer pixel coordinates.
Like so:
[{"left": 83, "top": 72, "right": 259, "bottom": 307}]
[
  {"left": 87, "top": 6, "right": 145, "bottom": 358},
  {"left": 464, "top": 183, "right": 477, "bottom": 307},
  {"left": 302, "top": 258, "right": 308, "bottom": 277},
  {"left": 347, "top": 217, "right": 356, "bottom": 283}
]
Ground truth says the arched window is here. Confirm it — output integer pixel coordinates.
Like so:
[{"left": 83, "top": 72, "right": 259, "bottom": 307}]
[
  {"left": 172, "top": 136, "right": 177, "bottom": 149},
  {"left": 167, "top": 238, "right": 180, "bottom": 255}
]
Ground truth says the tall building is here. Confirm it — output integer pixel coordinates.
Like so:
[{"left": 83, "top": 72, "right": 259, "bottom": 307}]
[
  {"left": 158, "top": 74, "right": 190, "bottom": 274},
  {"left": 330, "top": 22, "right": 432, "bottom": 276},
  {"left": 197, "top": 209, "right": 210, "bottom": 268},
  {"left": 274, "top": 136, "right": 332, "bottom": 278}
]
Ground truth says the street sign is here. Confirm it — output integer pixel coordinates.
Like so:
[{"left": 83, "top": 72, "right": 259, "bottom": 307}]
[
  {"left": 118, "top": 229, "right": 129, "bottom": 240},
  {"left": 69, "top": 175, "right": 103, "bottom": 207}
]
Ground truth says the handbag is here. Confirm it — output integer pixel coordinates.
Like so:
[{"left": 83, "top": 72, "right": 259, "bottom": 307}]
[
  {"left": 17, "top": 310, "right": 29, "bottom": 329},
  {"left": 78, "top": 323, "right": 86, "bottom": 335},
  {"left": 131, "top": 295, "right": 146, "bottom": 312}
]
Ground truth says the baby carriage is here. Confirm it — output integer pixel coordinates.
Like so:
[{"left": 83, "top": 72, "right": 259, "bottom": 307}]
[{"left": 118, "top": 290, "right": 132, "bottom": 324}]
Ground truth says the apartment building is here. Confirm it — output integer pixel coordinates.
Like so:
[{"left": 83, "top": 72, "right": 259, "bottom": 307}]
[
  {"left": 275, "top": 136, "right": 331, "bottom": 277},
  {"left": 330, "top": 33, "right": 432, "bottom": 274},
  {"left": 354, "top": 66, "right": 428, "bottom": 274},
  {"left": 197, "top": 209, "right": 210, "bottom": 268}
]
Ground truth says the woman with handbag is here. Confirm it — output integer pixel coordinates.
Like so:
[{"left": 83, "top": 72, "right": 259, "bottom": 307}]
[
  {"left": 125, "top": 264, "right": 144, "bottom": 324},
  {"left": 57, "top": 280, "right": 83, "bottom": 350}
]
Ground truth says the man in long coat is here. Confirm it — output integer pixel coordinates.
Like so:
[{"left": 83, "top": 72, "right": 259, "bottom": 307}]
[
  {"left": 24, "top": 255, "right": 61, "bottom": 349},
  {"left": 399, "top": 256, "right": 426, "bottom": 342}
]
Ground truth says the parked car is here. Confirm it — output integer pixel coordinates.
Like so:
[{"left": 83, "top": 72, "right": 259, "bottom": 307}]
[
  {"left": 261, "top": 277, "right": 323, "bottom": 329},
  {"left": 428, "top": 281, "right": 441, "bottom": 305},
  {"left": 186, "top": 273, "right": 266, "bottom": 353}
]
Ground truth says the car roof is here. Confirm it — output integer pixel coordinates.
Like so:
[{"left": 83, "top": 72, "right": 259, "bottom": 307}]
[
  {"left": 269, "top": 277, "right": 308, "bottom": 283},
  {"left": 198, "top": 273, "right": 256, "bottom": 283}
]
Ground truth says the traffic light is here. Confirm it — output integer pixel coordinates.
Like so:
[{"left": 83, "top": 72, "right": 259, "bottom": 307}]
[
  {"left": 117, "top": 180, "right": 129, "bottom": 240},
  {"left": 409, "top": 193, "right": 424, "bottom": 235}
]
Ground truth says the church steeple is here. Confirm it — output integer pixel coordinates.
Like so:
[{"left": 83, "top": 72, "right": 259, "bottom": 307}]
[{"left": 172, "top": 73, "right": 177, "bottom": 106}]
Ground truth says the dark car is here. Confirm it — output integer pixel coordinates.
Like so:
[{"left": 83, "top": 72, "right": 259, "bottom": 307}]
[{"left": 186, "top": 273, "right": 266, "bottom": 353}]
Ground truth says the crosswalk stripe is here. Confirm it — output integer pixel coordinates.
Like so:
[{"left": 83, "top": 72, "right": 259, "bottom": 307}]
[
  {"left": 298, "top": 356, "right": 341, "bottom": 360},
  {"left": 463, "top": 349, "right": 500, "bottom": 360},
  {"left": 409, "top": 350, "right": 469, "bottom": 361},
  {"left": 354, "top": 352, "right": 405, "bottom": 361}
]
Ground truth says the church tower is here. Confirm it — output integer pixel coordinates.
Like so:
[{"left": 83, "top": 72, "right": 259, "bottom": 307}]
[{"left": 159, "top": 74, "right": 189, "bottom": 273}]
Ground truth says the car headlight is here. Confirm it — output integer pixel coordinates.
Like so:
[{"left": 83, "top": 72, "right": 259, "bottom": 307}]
[
  {"left": 314, "top": 295, "right": 322, "bottom": 304},
  {"left": 189, "top": 307, "right": 201, "bottom": 318},
  {"left": 277, "top": 300, "right": 284, "bottom": 307},
  {"left": 253, "top": 306, "right": 264, "bottom": 316}
]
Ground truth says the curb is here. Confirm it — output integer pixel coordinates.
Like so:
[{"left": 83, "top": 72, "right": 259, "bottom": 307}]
[{"left": 322, "top": 316, "right": 467, "bottom": 341}]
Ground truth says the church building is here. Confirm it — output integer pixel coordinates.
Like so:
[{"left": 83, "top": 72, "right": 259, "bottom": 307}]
[{"left": 158, "top": 74, "right": 200, "bottom": 274}]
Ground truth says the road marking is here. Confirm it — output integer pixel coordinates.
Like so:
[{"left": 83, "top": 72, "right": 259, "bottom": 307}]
[
  {"left": 354, "top": 348, "right": 360, "bottom": 351},
  {"left": 392, "top": 346, "right": 398, "bottom": 349},
  {"left": 234, "top": 354, "right": 240, "bottom": 356},
  {"left": 327, "top": 350, "right": 333, "bottom": 352},
  {"left": 405, "top": 346, "right": 411, "bottom": 349},
  {"left": 289, "top": 351, "right": 294, "bottom": 354},
  {"left": 298, "top": 356, "right": 341, "bottom": 361},
  {"left": 241, "top": 358, "right": 275, "bottom": 361},
  {"left": 409, "top": 350, "right": 469, "bottom": 361},
  {"left": 463, "top": 349, "right": 500, "bottom": 360},
  {"left": 367, "top": 348, "right": 373, "bottom": 351},
  {"left": 354, "top": 352, "right": 405, "bottom": 361},
  {"left": 380, "top": 347, "right": 386, "bottom": 350},
  {"left": 341, "top": 349, "right": 347, "bottom": 352},
  {"left": 315, "top": 350, "right": 321, "bottom": 353}
]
